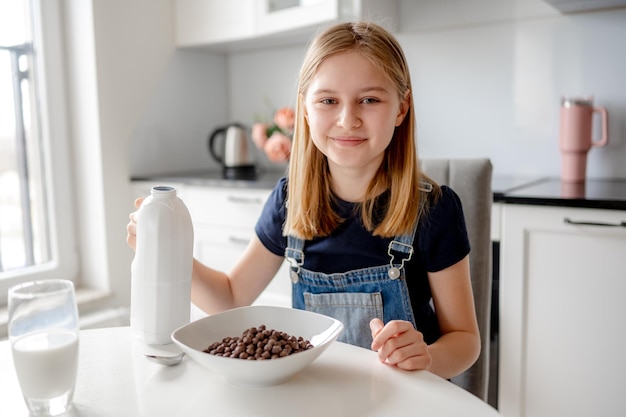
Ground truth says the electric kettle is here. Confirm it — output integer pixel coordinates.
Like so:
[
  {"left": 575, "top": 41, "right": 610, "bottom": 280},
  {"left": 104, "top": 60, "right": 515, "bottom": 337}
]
[{"left": 208, "top": 123, "right": 257, "bottom": 180}]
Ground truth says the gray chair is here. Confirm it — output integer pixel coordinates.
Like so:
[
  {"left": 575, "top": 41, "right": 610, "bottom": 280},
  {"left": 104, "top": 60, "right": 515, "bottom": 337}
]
[{"left": 421, "top": 158, "right": 493, "bottom": 401}]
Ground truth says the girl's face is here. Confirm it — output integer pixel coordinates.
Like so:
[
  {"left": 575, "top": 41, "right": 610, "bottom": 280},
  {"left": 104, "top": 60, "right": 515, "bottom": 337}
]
[{"left": 304, "top": 51, "right": 409, "bottom": 176}]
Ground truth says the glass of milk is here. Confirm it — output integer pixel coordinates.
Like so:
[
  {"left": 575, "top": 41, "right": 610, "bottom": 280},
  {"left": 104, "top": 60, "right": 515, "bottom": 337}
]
[{"left": 8, "top": 279, "right": 79, "bottom": 416}]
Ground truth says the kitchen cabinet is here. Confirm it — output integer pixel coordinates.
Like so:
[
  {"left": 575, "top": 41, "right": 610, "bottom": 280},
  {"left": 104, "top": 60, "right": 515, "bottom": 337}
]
[
  {"left": 543, "top": 0, "right": 626, "bottom": 13},
  {"left": 131, "top": 181, "right": 292, "bottom": 313},
  {"left": 498, "top": 204, "right": 626, "bottom": 417},
  {"left": 174, "top": 0, "right": 256, "bottom": 47},
  {"left": 174, "top": 0, "right": 397, "bottom": 50}
]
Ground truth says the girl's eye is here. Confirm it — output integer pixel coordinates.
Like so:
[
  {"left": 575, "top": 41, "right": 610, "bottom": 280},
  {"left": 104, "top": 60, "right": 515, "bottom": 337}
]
[
  {"left": 320, "top": 98, "right": 336, "bottom": 105},
  {"left": 361, "top": 97, "right": 380, "bottom": 104}
]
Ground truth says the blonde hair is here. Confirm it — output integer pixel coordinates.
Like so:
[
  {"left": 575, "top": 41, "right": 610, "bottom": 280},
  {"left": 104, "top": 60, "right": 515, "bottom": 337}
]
[{"left": 285, "top": 21, "right": 440, "bottom": 239}]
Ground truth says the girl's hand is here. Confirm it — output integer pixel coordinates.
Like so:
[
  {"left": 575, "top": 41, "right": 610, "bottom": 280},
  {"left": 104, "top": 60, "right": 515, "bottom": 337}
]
[
  {"left": 370, "top": 318, "right": 432, "bottom": 371},
  {"left": 126, "top": 198, "right": 143, "bottom": 251}
]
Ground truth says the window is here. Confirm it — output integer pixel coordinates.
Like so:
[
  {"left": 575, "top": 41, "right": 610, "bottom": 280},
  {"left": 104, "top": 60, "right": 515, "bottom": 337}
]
[
  {"left": 0, "top": 0, "right": 77, "bottom": 304},
  {"left": 0, "top": 1, "right": 48, "bottom": 274}
]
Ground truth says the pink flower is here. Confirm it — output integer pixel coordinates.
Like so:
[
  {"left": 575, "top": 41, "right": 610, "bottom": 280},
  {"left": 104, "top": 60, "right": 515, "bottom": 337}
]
[
  {"left": 252, "top": 106, "right": 295, "bottom": 162},
  {"left": 251, "top": 122, "right": 269, "bottom": 149},
  {"left": 263, "top": 131, "right": 292, "bottom": 163},
  {"left": 273, "top": 107, "right": 295, "bottom": 133}
]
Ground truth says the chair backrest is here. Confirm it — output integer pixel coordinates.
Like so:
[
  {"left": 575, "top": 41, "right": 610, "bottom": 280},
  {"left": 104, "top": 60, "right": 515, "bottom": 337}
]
[{"left": 421, "top": 158, "right": 493, "bottom": 401}]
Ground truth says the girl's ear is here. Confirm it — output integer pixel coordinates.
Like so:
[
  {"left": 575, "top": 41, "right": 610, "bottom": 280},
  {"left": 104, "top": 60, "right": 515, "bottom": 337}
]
[{"left": 395, "top": 90, "right": 411, "bottom": 127}]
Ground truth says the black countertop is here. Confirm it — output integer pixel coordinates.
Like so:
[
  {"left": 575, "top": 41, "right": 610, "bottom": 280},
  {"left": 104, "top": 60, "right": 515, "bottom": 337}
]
[
  {"left": 132, "top": 171, "right": 626, "bottom": 211},
  {"left": 494, "top": 177, "right": 626, "bottom": 211}
]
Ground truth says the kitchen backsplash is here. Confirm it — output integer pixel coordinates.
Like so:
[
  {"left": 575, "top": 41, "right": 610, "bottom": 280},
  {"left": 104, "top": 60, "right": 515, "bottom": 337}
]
[{"left": 130, "top": 0, "right": 626, "bottom": 180}]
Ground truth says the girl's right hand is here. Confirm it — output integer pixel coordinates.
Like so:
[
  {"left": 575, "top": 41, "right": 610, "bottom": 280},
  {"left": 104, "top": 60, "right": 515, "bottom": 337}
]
[
  {"left": 126, "top": 198, "right": 143, "bottom": 251},
  {"left": 369, "top": 318, "right": 432, "bottom": 371}
]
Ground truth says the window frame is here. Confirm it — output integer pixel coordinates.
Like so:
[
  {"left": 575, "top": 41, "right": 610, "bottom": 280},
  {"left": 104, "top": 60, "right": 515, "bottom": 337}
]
[{"left": 0, "top": 0, "right": 78, "bottom": 304}]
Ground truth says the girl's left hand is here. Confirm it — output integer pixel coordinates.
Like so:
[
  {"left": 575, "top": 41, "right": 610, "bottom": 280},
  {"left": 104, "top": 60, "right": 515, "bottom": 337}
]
[{"left": 370, "top": 318, "right": 432, "bottom": 371}]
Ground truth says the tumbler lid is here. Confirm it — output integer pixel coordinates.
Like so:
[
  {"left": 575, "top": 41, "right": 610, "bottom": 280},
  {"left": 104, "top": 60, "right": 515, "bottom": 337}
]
[{"left": 561, "top": 97, "right": 593, "bottom": 107}]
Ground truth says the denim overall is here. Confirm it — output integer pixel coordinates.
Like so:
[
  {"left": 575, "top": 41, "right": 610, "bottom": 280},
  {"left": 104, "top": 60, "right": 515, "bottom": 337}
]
[{"left": 285, "top": 185, "right": 431, "bottom": 349}]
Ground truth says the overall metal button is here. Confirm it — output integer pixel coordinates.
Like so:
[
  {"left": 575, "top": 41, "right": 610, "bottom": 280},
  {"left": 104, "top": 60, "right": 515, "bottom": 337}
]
[{"left": 388, "top": 267, "right": 401, "bottom": 280}]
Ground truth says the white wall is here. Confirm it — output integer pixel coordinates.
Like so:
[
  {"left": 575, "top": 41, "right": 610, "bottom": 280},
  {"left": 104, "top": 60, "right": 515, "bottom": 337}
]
[
  {"left": 399, "top": 1, "right": 626, "bottom": 179},
  {"left": 227, "top": 1, "right": 626, "bottom": 179},
  {"left": 129, "top": 50, "right": 229, "bottom": 177},
  {"left": 62, "top": 0, "right": 111, "bottom": 308},
  {"left": 126, "top": 0, "right": 626, "bottom": 179},
  {"left": 61, "top": 0, "right": 210, "bottom": 313},
  {"left": 59, "top": 0, "right": 228, "bottom": 317}
]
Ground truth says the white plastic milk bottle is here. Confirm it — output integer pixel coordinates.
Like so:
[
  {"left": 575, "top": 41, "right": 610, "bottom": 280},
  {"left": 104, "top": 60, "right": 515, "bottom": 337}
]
[{"left": 130, "top": 186, "right": 194, "bottom": 345}]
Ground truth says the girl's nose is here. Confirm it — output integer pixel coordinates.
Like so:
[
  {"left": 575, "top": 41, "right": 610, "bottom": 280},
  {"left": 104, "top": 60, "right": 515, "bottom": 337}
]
[{"left": 337, "top": 104, "right": 362, "bottom": 129}]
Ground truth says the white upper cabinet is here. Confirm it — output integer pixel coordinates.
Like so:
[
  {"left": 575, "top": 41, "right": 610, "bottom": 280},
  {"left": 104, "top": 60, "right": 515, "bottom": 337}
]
[
  {"left": 174, "top": 0, "right": 397, "bottom": 50},
  {"left": 256, "top": 0, "right": 342, "bottom": 36},
  {"left": 543, "top": 0, "right": 626, "bottom": 13},
  {"left": 174, "top": 0, "right": 256, "bottom": 46}
]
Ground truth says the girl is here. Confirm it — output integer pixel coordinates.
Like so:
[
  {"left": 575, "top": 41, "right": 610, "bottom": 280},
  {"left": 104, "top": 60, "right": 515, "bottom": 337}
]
[{"left": 127, "top": 21, "right": 480, "bottom": 379}]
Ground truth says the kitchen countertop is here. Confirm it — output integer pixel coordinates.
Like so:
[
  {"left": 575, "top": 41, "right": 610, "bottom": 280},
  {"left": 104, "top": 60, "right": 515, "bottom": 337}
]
[
  {"left": 494, "top": 177, "right": 626, "bottom": 211},
  {"left": 132, "top": 168, "right": 286, "bottom": 190},
  {"left": 132, "top": 171, "right": 626, "bottom": 211}
]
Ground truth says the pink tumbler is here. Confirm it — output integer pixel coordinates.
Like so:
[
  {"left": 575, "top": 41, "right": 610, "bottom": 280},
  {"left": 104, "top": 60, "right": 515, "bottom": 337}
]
[{"left": 559, "top": 97, "right": 608, "bottom": 183}]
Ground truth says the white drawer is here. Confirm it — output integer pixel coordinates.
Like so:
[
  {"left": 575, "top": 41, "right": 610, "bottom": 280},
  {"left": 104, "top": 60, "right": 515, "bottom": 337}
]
[{"left": 184, "top": 186, "right": 270, "bottom": 228}]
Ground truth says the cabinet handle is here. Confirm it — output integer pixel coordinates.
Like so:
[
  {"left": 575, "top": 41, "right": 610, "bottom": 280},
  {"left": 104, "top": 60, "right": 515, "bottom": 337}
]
[
  {"left": 227, "top": 195, "right": 264, "bottom": 205},
  {"left": 564, "top": 217, "right": 626, "bottom": 228},
  {"left": 229, "top": 236, "right": 251, "bottom": 246}
]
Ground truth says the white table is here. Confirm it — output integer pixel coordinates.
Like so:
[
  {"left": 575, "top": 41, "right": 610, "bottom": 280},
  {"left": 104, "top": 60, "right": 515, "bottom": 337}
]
[{"left": 0, "top": 327, "right": 500, "bottom": 416}]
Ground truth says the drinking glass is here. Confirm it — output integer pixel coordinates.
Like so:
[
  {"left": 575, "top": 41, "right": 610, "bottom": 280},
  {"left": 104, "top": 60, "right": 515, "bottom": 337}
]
[{"left": 8, "top": 279, "right": 80, "bottom": 416}]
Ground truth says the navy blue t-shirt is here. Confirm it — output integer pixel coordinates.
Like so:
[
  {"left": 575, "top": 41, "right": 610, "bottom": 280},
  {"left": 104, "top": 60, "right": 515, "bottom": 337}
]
[{"left": 255, "top": 177, "right": 470, "bottom": 343}]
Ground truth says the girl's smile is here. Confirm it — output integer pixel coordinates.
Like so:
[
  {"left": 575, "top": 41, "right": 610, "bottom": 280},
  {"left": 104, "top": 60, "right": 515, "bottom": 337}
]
[{"left": 331, "top": 135, "right": 367, "bottom": 146}]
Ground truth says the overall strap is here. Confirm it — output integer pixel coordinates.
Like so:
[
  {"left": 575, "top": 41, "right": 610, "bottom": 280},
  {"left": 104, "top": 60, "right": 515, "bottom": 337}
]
[
  {"left": 285, "top": 180, "right": 432, "bottom": 279},
  {"left": 285, "top": 235, "right": 305, "bottom": 274},
  {"left": 386, "top": 182, "right": 432, "bottom": 279}
]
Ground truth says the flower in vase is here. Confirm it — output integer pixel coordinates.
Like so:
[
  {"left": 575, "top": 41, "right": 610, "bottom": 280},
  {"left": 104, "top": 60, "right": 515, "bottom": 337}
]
[
  {"left": 273, "top": 107, "right": 295, "bottom": 132},
  {"left": 251, "top": 106, "right": 295, "bottom": 163},
  {"left": 264, "top": 131, "right": 292, "bottom": 163}
]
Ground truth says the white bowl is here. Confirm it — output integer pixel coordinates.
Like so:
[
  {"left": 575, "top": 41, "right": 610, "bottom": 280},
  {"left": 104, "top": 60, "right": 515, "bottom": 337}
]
[{"left": 171, "top": 305, "right": 343, "bottom": 387}]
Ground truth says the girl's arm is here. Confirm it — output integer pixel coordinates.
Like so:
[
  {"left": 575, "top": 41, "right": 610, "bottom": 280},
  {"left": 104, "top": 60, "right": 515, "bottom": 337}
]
[
  {"left": 190, "top": 234, "right": 285, "bottom": 314},
  {"left": 425, "top": 255, "right": 481, "bottom": 378}
]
